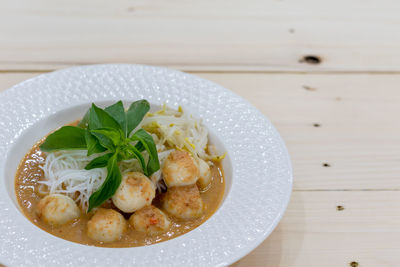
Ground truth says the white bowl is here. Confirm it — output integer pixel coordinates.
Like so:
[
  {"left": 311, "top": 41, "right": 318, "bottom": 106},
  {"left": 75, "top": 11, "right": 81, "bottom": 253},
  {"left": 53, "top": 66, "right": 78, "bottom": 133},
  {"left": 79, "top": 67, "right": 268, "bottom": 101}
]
[{"left": 0, "top": 64, "right": 292, "bottom": 267}]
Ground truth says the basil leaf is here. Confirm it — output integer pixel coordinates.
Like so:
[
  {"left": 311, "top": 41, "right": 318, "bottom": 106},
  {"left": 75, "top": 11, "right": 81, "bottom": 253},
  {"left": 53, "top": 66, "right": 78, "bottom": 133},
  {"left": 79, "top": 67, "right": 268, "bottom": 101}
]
[
  {"left": 130, "top": 129, "right": 160, "bottom": 176},
  {"left": 77, "top": 108, "right": 90, "bottom": 129},
  {"left": 84, "top": 130, "right": 107, "bottom": 156},
  {"left": 104, "top": 101, "right": 127, "bottom": 136},
  {"left": 89, "top": 104, "right": 121, "bottom": 131},
  {"left": 91, "top": 128, "right": 122, "bottom": 151},
  {"left": 134, "top": 141, "right": 145, "bottom": 152},
  {"left": 126, "top": 100, "right": 150, "bottom": 136},
  {"left": 85, "top": 153, "right": 113, "bottom": 170},
  {"left": 40, "top": 126, "right": 86, "bottom": 152},
  {"left": 88, "top": 153, "right": 121, "bottom": 212},
  {"left": 125, "top": 144, "right": 147, "bottom": 175}
]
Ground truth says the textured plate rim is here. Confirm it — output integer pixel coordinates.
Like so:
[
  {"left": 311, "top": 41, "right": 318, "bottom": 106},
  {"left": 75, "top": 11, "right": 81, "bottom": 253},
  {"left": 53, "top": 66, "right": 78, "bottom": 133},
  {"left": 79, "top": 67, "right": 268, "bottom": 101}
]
[{"left": 0, "top": 64, "right": 292, "bottom": 267}]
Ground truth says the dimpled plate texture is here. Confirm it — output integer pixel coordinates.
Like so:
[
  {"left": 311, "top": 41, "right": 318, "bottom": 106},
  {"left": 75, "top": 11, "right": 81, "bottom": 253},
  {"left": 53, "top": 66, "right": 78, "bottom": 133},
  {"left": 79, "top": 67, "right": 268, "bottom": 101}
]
[{"left": 0, "top": 64, "right": 292, "bottom": 267}]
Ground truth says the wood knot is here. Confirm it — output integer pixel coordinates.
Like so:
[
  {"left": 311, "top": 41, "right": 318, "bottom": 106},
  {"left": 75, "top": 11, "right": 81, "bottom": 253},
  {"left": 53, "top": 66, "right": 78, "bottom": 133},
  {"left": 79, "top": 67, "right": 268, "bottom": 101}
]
[
  {"left": 302, "top": 85, "right": 317, "bottom": 91},
  {"left": 313, "top": 123, "right": 321, "bottom": 128},
  {"left": 322, "top": 163, "right": 330, "bottom": 167},
  {"left": 299, "top": 55, "right": 322, "bottom": 65},
  {"left": 336, "top": 205, "right": 344, "bottom": 211},
  {"left": 349, "top": 262, "right": 359, "bottom": 267}
]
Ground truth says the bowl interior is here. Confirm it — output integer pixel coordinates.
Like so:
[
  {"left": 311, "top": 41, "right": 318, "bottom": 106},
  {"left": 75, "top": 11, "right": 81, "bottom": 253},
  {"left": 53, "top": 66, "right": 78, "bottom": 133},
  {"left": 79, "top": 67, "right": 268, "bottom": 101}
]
[{"left": 5, "top": 101, "right": 232, "bottom": 217}]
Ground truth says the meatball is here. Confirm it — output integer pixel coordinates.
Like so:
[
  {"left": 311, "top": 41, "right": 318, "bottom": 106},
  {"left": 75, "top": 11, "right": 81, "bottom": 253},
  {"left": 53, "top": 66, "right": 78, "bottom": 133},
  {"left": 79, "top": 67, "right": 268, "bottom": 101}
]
[
  {"left": 196, "top": 158, "right": 212, "bottom": 189},
  {"left": 87, "top": 208, "right": 127, "bottom": 243},
  {"left": 163, "top": 185, "right": 204, "bottom": 219},
  {"left": 162, "top": 150, "right": 199, "bottom": 187},
  {"left": 112, "top": 172, "right": 156, "bottom": 213},
  {"left": 129, "top": 205, "right": 171, "bottom": 235},
  {"left": 36, "top": 194, "right": 80, "bottom": 226}
]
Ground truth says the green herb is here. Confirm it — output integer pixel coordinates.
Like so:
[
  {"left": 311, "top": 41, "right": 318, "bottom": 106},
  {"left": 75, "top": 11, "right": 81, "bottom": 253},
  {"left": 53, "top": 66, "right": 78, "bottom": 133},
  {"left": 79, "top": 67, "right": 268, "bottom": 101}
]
[
  {"left": 88, "top": 152, "right": 122, "bottom": 211},
  {"left": 126, "top": 100, "right": 150, "bottom": 135},
  {"left": 85, "top": 152, "right": 113, "bottom": 170},
  {"left": 130, "top": 129, "right": 160, "bottom": 176},
  {"left": 104, "top": 101, "right": 127, "bottom": 134},
  {"left": 91, "top": 127, "right": 123, "bottom": 151},
  {"left": 89, "top": 104, "right": 122, "bottom": 130},
  {"left": 84, "top": 130, "right": 107, "bottom": 156},
  {"left": 40, "top": 126, "right": 87, "bottom": 151},
  {"left": 39, "top": 100, "right": 159, "bottom": 212}
]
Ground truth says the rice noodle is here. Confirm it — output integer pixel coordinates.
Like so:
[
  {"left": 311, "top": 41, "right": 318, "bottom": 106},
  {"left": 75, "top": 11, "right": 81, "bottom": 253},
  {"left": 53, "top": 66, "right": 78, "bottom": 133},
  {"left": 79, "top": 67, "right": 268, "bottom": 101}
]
[
  {"left": 39, "top": 150, "right": 107, "bottom": 211},
  {"left": 140, "top": 105, "right": 211, "bottom": 160},
  {"left": 39, "top": 105, "right": 223, "bottom": 212}
]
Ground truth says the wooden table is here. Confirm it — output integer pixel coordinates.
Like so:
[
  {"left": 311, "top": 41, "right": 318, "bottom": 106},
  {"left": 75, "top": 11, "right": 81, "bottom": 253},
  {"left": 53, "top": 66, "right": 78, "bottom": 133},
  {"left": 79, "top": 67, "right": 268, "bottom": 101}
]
[{"left": 1, "top": 1, "right": 399, "bottom": 266}]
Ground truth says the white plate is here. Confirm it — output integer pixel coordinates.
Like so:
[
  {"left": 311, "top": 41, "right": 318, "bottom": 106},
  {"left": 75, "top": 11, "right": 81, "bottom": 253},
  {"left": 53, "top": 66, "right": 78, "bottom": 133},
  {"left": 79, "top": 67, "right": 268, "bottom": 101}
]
[{"left": 0, "top": 64, "right": 292, "bottom": 267}]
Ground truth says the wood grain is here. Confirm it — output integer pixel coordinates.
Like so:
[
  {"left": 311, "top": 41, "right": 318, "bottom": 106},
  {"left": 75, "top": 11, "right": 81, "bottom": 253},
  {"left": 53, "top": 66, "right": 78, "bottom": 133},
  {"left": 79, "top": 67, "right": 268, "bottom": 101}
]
[
  {"left": 2, "top": 72, "right": 398, "bottom": 190},
  {"left": 233, "top": 191, "right": 400, "bottom": 267},
  {"left": 1, "top": 0, "right": 400, "bottom": 72}
]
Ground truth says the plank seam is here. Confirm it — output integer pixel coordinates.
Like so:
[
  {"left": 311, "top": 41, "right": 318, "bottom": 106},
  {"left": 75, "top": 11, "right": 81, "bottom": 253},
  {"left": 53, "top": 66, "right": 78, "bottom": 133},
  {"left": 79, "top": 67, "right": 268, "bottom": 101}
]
[{"left": 3, "top": 69, "right": 400, "bottom": 75}]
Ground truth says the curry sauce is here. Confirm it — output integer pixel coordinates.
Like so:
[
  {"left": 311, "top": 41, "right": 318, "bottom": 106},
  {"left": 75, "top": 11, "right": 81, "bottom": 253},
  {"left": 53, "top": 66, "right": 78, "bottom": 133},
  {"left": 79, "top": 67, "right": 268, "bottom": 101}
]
[{"left": 15, "top": 142, "right": 225, "bottom": 247}]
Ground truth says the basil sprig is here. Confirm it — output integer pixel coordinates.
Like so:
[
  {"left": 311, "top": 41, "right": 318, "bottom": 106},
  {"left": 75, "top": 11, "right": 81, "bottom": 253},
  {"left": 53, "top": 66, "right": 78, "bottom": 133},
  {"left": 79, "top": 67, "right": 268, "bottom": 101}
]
[{"left": 40, "top": 100, "right": 160, "bottom": 212}]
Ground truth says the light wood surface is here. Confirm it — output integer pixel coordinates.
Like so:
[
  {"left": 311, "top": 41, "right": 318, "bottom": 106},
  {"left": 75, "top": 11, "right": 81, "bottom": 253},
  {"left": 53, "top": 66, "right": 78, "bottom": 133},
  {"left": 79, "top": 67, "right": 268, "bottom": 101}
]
[
  {"left": 1, "top": 1, "right": 399, "bottom": 266},
  {"left": 2, "top": 0, "right": 400, "bottom": 72}
]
